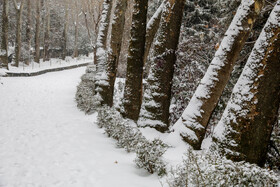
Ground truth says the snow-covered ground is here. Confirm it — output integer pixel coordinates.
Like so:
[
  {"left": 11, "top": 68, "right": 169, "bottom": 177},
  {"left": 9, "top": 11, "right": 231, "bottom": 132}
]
[
  {"left": 1, "top": 55, "right": 92, "bottom": 75},
  {"left": 0, "top": 67, "right": 161, "bottom": 187}
]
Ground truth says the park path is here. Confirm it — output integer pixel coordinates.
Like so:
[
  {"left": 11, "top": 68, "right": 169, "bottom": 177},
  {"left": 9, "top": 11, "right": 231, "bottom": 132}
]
[{"left": 0, "top": 67, "right": 160, "bottom": 187}]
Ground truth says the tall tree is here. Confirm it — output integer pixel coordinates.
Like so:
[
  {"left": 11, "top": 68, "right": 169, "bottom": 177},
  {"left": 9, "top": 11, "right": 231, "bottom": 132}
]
[
  {"left": 121, "top": 0, "right": 149, "bottom": 120},
  {"left": 213, "top": 1, "right": 280, "bottom": 166},
  {"left": 144, "top": 1, "right": 165, "bottom": 68},
  {"left": 13, "top": 0, "right": 25, "bottom": 67},
  {"left": 43, "top": 0, "right": 51, "bottom": 62},
  {"left": 24, "top": 0, "right": 32, "bottom": 65},
  {"left": 94, "top": 0, "right": 112, "bottom": 66},
  {"left": 72, "top": 0, "right": 80, "bottom": 58},
  {"left": 173, "top": 0, "right": 264, "bottom": 149},
  {"left": 34, "top": 0, "right": 41, "bottom": 63},
  {"left": 62, "top": 2, "right": 69, "bottom": 60},
  {"left": 96, "top": 0, "right": 127, "bottom": 106},
  {"left": 1, "top": 0, "right": 9, "bottom": 69},
  {"left": 138, "top": 0, "right": 186, "bottom": 132}
]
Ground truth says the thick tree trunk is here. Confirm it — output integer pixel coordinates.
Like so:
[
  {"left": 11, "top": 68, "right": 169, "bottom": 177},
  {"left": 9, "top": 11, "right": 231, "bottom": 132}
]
[
  {"left": 95, "top": 0, "right": 127, "bottom": 107},
  {"left": 95, "top": 0, "right": 112, "bottom": 67},
  {"left": 213, "top": 1, "right": 280, "bottom": 166},
  {"left": 138, "top": 0, "right": 186, "bottom": 132},
  {"left": 25, "top": 0, "right": 32, "bottom": 65},
  {"left": 62, "top": 3, "right": 69, "bottom": 60},
  {"left": 35, "top": 0, "right": 41, "bottom": 63},
  {"left": 173, "top": 0, "right": 264, "bottom": 149},
  {"left": 121, "top": 0, "right": 148, "bottom": 120},
  {"left": 14, "top": 0, "right": 24, "bottom": 67},
  {"left": 43, "top": 1, "right": 50, "bottom": 62},
  {"left": 1, "top": 0, "right": 9, "bottom": 69}
]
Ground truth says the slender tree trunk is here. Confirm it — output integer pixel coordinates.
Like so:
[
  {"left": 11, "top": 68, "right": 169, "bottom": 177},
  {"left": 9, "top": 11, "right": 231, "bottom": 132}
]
[
  {"left": 62, "top": 3, "right": 69, "bottom": 60},
  {"left": 1, "top": 0, "right": 9, "bottom": 69},
  {"left": 173, "top": 0, "right": 264, "bottom": 149},
  {"left": 213, "top": 1, "right": 280, "bottom": 166},
  {"left": 73, "top": 18, "right": 79, "bottom": 57},
  {"left": 121, "top": 0, "right": 148, "bottom": 120},
  {"left": 144, "top": 1, "right": 165, "bottom": 69},
  {"left": 95, "top": 0, "right": 126, "bottom": 107},
  {"left": 25, "top": 0, "right": 32, "bottom": 65},
  {"left": 43, "top": 1, "right": 50, "bottom": 62},
  {"left": 35, "top": 0, "right": 41, "bottom": 63},
  {"left": 14, "top": 0, "right": 24, "bottom": 67},
  {"left": 138, "top": 0, "right": 186, "bottom": 132}
]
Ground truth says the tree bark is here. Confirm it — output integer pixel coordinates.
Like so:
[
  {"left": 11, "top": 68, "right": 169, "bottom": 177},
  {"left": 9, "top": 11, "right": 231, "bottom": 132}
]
[
  {"left": 144, "top": 1, "right": 165, "bottom": 73},
  {"left": 213, "top": 1, "right": 280, "bottom": 166},
  {"left": 173, "top": 0, "right": 264, "bottom": 149},
  {"left": 1, "top": 0, "right": 9, "bottom": 69},
  {"left": 25, "top": 0, "right": 32, "bottom": 65},
  {"left": 13, "top": 0, "right": 25, "bottom": 67},
  {"left": 138, "top": 0, "right": 186, "bottom": 132},
  {"left": 43, "top": 0, "right": 51, "bottom": 62},
  {"left": 62, "top": 3, "right": 69, "bottom": 60},
  {"left": 73, "top": 0, "right": 79, "bottom": 58},
  {"left": 95, "top": 0, "right": 112, "bottom": 67},
  {"left": 95, "top": 0, "right": 127, "bottom": 107},
  {"left": 121, "top": 0, "right": 148, "bottom": 120},
  {"left": 35, "top": 0, "right": 41, "bottom": 63}
]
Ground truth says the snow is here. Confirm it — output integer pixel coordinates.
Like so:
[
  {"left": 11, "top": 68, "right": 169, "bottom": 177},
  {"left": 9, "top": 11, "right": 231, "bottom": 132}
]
[
  {"left": 6, "top": 55, "right": 92, "bottom": 74},
  {"left": 172, "top": 0, "right": 258, "bottom": 142},
  {"left": 213, "top": 1, "right": 280, "bottom": 141},
  {"left": 0, "top": 67, "right": 161, "bottom": 187}
]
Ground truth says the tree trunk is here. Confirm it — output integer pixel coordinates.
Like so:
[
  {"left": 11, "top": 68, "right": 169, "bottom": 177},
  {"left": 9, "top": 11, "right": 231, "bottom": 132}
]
[
  {"left": 138, "top": 0, "right": 186, "bottom": 132},
  {"left": 14, "top": 0, "right": 24, "bottom": 67},
  {"left": 95, "top": 0, "right": 127, "bottom": 107},
  {"left": 121, "top": 0, "right": 148, "bottom": 120},
  {"left": 43, "top": 0, "right": 50, "bottom": 62},
  {"left": 25, "top": 0, "right": 32, "bottom": 65},
  {"left": 213, "top": 1, "right": 280, "bottom": 166},
  {"left": 73, "top": 19, "right": 79, "bottom": 58},
  {"left": 1, "top": 0, "right": 9, "bottom": 69},
  {"left": 35, "top": 0, "right": 41, "bottom": 63},
  {"left": 173, "top": 0, "right": 264, "bottom": 149},
  {"left": 143, "top": 1, "right": 165, "bottom": 74},
  {"left": 62, "top": 3, "right": 69, "bottom": 60},
  {"left": 95, "top": 0, "right": 112, "bottom": 67}
]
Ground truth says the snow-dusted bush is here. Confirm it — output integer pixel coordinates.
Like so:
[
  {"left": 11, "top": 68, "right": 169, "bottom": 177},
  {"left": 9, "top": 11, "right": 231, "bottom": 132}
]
[
  {"left": 166, "top": 148, "right": 279, "bottom": 187},
  {"left": 97, "top": 106, "right": 167, "bottom": 175},
  {"left": 75, "top": 65, "right": 98, "bottom": 113},
  {"left": 135, "top": 138, "right": 167, "bottom": 176}
]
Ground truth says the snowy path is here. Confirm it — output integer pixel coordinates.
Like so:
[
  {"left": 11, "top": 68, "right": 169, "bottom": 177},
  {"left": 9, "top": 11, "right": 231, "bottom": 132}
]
[{"left": 0, "top": 68, "right": 161, "bottom": 187}]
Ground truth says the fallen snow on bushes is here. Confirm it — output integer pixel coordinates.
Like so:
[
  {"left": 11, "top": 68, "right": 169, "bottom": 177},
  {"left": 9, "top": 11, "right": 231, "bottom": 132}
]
[{"left": 0, "top": 67, "right": 161, "bottom": 187}]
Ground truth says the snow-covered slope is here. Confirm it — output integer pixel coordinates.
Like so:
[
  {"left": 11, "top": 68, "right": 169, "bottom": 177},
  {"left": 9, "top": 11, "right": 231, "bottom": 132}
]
[{"left": 0, "top": 67, "right": 161, "bottom": 187}]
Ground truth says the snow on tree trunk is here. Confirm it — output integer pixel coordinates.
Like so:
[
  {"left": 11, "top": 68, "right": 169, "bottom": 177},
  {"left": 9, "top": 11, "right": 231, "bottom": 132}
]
[
  {"left": 138, "top": 0, "right": 186, "bottom": 132},
  {"left": 121, "top": 0, "right": 149, "bottom": 120},
  {"left": 14, "top": 0, "right": 24, "bottom": 67},
  {"left": 35, "top": 0, "right": 41, "bottom": 63},
  {"left": 95, "top": 0, "right": 126, "bottom": 107},
  {"left": 1, "top": 0, "right": 9, "bottom": 69},
  {"left": 95, "top": 0, "right": 112, "bottom": 67},
  {"left": 144, "top": 1, "right": 165, "bottom": 67},
  {"left": 172, "top": 0, "right": 264, "bottom": 149},
  {"left": 213, "top": 1, "right": 280, "bottom": 166}
]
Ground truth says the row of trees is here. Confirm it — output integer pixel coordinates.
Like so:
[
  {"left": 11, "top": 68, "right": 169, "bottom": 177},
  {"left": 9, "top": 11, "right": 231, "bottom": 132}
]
[
  {"left": 0, "top": 0, "right": 103, "bottom": 69},
  {"left": 80, "top": 0, "right": 279, "bottom": 168}
]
